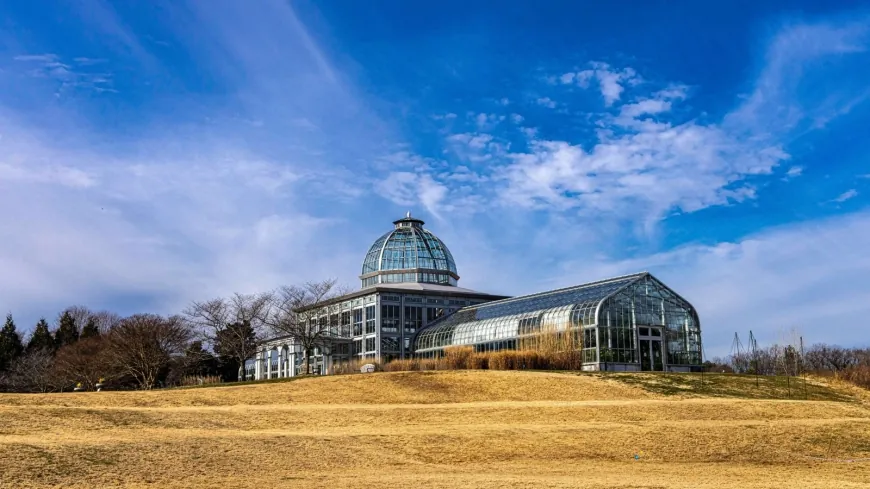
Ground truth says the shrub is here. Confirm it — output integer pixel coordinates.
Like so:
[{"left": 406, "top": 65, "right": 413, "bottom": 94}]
[{"left": 836, "top": 365, "right": 870, "bottom": 390}]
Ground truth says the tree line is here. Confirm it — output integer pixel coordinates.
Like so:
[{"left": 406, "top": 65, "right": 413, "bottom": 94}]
[
  {"left": 704, "top": 343, "right": 870, "bottom": 389},
  {"left": 0, "top": 280, "right": 346, "bottom": 392}
]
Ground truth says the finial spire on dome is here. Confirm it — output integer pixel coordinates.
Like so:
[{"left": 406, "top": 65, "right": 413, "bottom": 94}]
[{"left": 406, "top": 211, "right": 411, "bottom": 218}]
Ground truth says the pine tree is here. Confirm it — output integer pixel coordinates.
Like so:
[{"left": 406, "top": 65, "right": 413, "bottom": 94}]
[
  {"left": 54, "top": 311, "right": 79, "bottom": 348},
  {"left": 27, "top": 318, "right": 55, "bottom": 353},
  {"left": 0, "top": 313, "right": 25, "bottom": 371},
  {"left": 80, "top": 318, "right": 100, "bottom": 339}
]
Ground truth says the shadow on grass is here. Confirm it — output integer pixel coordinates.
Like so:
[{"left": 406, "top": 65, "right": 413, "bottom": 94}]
[
  {"left": 172, "top": 375, "right": 316, "bottom": 390},
  {"left": 583, "top": 371, "right": 856, "bottom": 402},
  {"left": 170, "top": 370, "right": 858, "bottom": 403}
]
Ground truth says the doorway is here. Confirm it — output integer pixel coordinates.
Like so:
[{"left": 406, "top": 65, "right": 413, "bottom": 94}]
[{"left": 638, "top": 327, "right": 664, "bottom": 371}]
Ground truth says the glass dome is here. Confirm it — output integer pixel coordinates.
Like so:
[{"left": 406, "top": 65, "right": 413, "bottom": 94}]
[{"left": 360, "top": 213, "right": 459, "bottom": 288}]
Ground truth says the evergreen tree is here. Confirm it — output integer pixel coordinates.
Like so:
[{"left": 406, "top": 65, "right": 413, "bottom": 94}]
[
  {"left": 0, "top": 313, "right": 24, "bottom": 371},
  {"left": 80, "top": 318, "right": 100, "bottom": 339},
  {"left": 26, "top": 318, "right": 55, "bottom": 353},
  {"left": 54, "top": 311, "right": 79, "bottom": 348}
]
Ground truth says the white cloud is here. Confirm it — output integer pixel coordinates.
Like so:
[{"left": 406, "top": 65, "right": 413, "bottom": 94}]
[
  {"left": 0, "top": 112, "right": 361, "bottom": 329},
  {"left": 832, "top": 189, "right": 858, "bottom": 203},
  {"left": 561, "top": 62, "right": 640, "bottom": 106},
  {"left": 376, "top": 171, "right": 448, "bottom": 219},
  {"left": 500, "top": 86, "right": 788, "bottom": 227},
  {"left": 510, "top": 113, "right": 524, "bottom": 124},
  {"left": 473, "top": 112, "right": 505, "bottom": 129},
  {"left": 444, "top": 132, "right": 504, "bottom": 163},
  {"left": 618, "top": 98, "right": 672, "bottom": 119},
  {"left": 785, "top": 166, "right": 803, "bottom": 178},
  {"left": 536, "top": 97, "right": 557, "bottom": 109}
]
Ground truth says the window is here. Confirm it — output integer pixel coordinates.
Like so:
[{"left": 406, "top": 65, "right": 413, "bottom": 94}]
[
  {"left": 518, "top": 316, "right": 541, "bottom": 335},
  {"left": 353, "top": 309, "right": 363, "bottom": 336},
  {"left": 404, "top": 306, "right": 422, "bottom": 334},
  {"left": 382, "top": 337, "right": 400, "bottom": 352},
  {"left": 329, "top": 313, "right": 339, "bottom": 335},
  {"left": 340, "top": 311, "right": 351, "bottom": 337},
  {"left": 353, "top": 339, "right": 362, "bottom": 355},
  {"left": 365, "top": 305, "right": 376, "bottom": 334},
  {"left": 382, "top": 305, "right": 400, "bottom": 333},
  {"left": 365, "top": 337, "right": 376, "bottom": 352},
  {"left": 583, "top": 328, "right": 597, "bottom": 348}
]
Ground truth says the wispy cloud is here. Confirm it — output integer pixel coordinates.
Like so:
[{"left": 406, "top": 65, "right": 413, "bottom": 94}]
[
  {"left": 0, "top": 0, "right": 401, "bottom": 329},
  {"left": 782, "top": 166, "right": 803, "bottom": 181},
  {"left": 832, "top": 189, "right": 858, "bottom": 203},
  {"left": 725, "top": 16, "right": 870, "bottom": 138},
  {"left": 13, "top": 53, "right": 116, "bottom": 94}
]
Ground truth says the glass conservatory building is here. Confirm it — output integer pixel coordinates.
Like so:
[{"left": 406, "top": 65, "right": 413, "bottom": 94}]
[
  {"left": 249, "top": 214, "right": 703, "bottom": 378},
  {"left": 413, "top": 272, "right": 703, "bottom": 372}
]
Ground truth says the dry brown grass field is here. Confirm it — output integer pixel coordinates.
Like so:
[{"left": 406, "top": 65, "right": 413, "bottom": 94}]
[{"left": 2, "top": 370, "right": 870, "bottom": 488}]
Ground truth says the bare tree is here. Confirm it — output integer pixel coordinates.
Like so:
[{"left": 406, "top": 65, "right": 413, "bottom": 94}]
[
  {"left": 60, "top": 305, "right": 92, "bottom": 331},
  {"left": 183, "top": 292, "right": 271, "bottom": 381},
  {"left": 804, "top": 344, "right": 858, "bottom": 372},
  {"left": 5, "top": 349, "right": 61, "bottom": 393},
  {"left": 55, "top": 337, "right": 113, "bottom": 391},
  {"left": 264, "top": 279, "right": 350, "bottom": 375},
  {"left": 58, "top": 306, "right": 121, "bottom": 336},
  {"left": 89, "top": 310, "right": 123, "bottom": 335},
  {"left": 106, "top": 314, "right": 192, "bottom": 390}
]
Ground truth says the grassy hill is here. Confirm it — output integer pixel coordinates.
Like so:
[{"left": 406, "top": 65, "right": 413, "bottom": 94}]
[{"left": 1, "top": 370, "right": 869, "bottom": 488}]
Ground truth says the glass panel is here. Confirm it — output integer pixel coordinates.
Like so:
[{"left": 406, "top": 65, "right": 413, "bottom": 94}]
[
  {"left": 640, "top": 339, "right": 652, "bottom": 371},
  {"left": 652, "top": 340, "right": 664, "bottom": 371}
]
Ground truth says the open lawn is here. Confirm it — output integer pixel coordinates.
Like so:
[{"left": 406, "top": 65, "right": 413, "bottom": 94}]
[{"left": 2, "top": 370, "right": 869, "bottom": 488}]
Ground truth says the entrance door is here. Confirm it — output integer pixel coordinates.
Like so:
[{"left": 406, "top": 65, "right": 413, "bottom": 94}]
[
  {"left": 640, "top": 339, "right": 652, "bottom": 371},
  {"left": 638, "top": 327, "right": 664, "bottom": 372}
]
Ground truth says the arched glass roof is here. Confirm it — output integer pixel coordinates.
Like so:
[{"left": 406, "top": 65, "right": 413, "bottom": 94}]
[
  {"left": 413, "top": 272, "right": 700, "bottom": 354},
  {"left": 360, "top": 214, "right": 458, "bottom": 288}
]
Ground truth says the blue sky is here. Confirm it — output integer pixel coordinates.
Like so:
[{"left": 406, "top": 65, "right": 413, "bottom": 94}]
[{"left": 1, "top": 1, "right": 869, "bottom": 357}]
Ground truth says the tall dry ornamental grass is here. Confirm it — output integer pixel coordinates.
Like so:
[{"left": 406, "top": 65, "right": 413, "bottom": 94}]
[{"left": 386, "top": 328, "right": 588, "bottom": 372}]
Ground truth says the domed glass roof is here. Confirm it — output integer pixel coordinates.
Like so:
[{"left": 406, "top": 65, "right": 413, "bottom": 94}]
[{"left": 360, "top": 213, "right": 459, "bottom": 288}]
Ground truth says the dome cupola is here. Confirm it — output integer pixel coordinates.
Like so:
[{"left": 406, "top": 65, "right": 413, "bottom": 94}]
[{"left": 360, "top": 212, "right": 459, "bottom": 288}]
